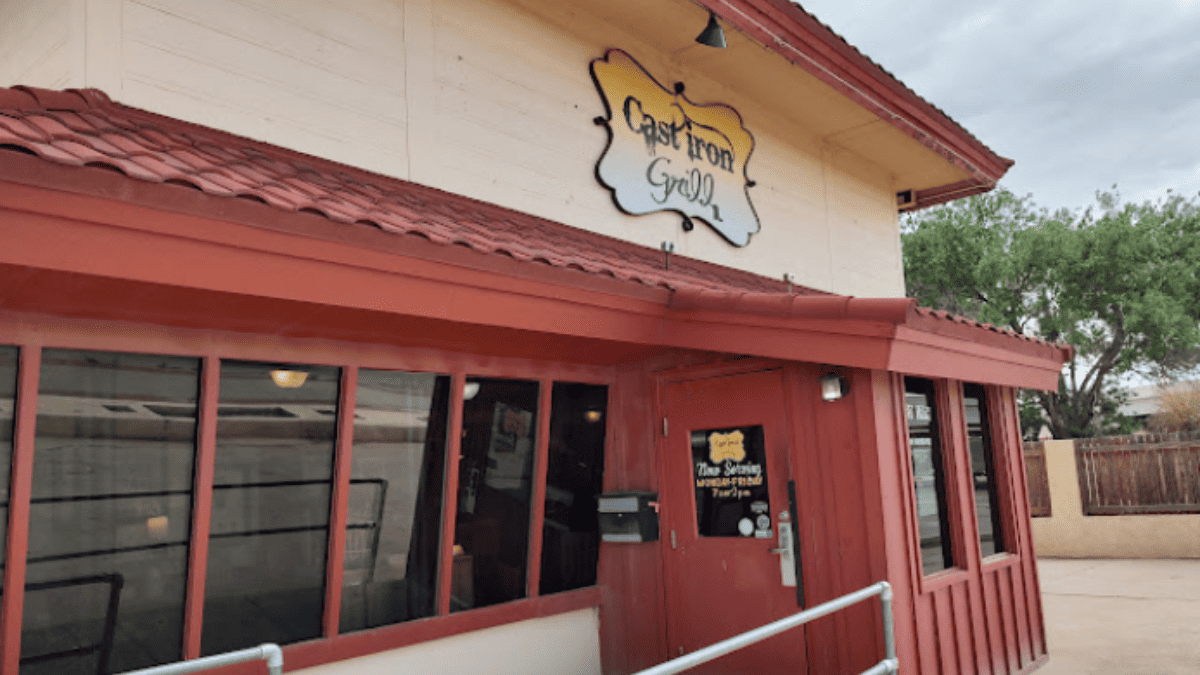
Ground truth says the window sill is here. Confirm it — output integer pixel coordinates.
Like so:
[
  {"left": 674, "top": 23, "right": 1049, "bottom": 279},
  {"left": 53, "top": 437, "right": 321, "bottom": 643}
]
[
  {"left": 206, "top": 586, "right": 601, "bottom": 674},
  {"left": 918, "top": 566, "right": 970, "bottom": 594},
  {"left": 980, "top": 552, "right": 1019, "bottom": 571}
]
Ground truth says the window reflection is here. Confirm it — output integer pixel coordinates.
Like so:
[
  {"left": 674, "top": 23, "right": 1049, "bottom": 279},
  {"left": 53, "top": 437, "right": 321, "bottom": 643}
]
[
  {"left": 23, "top": 349, "right": 199, "bottom": 675},
  {"left": 340, "top": 370, "right": 450, "bottom": 633},
  {"left": 201, "top": 361, "right": 339, "bottom": 656},
  {"left": 964, "top": 385, "right": 1005, "bottom": 556},
  {"left": 539, "top": 383, "right": 607, "bottom": 595},
  {"left": 905, "top": 378, "right": 954, "bottom": 576},
  {"left": 452, "top": 378, "right": 539, "bottom": 610},
  {"left": 0, "top": 346, "right": 14, "bottom": 574}
]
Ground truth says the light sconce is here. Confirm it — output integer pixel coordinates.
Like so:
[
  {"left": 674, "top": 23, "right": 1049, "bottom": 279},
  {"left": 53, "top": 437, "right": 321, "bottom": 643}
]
[
  {"left": 463, "top": 381, "right": 481, "bottom": 401},
  {"left": 819, "top": 374, "right": 849, "bottom": 402},
  {"left": 695, "top": 11, "right": 727, "bottom": 48},
  {"left": 270, "top": 369, "right": 308, "bottom": 389}
]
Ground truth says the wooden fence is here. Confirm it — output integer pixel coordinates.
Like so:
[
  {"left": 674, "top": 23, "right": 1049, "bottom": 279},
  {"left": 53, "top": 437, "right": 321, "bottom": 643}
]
[
  {"left": 1023, "top": 441, "right": 1052, "bottom": 517},
  {"left": 1074, "top": 432, "right": 1200, "bottom": 516}
]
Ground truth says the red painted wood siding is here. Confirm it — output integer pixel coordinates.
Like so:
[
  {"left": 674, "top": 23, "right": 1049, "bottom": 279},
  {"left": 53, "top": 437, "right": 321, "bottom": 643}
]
[{"left": 871, "top": 376, "right": 1047, "bottom": 675}]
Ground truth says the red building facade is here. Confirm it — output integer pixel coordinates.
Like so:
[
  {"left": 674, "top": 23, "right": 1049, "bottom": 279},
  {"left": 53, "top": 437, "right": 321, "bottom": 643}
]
[{"left": 0, "top": 3, "right": 1067, "bottom": 674}]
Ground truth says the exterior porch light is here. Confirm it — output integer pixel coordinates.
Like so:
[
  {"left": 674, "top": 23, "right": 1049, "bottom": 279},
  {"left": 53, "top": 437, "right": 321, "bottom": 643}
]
[
  {"left": 695, "top": 11, "right": 727, "bottom": 48},
  {"left": 463, "top": 381, "right": 481, "bottom": 400},
  {"left": 820, "top": 374, "right": 849, "bottom": 402}
]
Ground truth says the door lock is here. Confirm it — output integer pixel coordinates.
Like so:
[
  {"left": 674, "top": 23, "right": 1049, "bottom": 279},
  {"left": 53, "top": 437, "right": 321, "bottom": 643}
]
[{"left": 771, "top": 511, "right": 797, "bottom": 587}]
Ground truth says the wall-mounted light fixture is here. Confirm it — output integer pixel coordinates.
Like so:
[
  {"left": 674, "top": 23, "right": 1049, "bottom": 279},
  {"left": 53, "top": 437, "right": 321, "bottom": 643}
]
[
  {"left": 584, "top": 409, "right": 604, "bottom": 424},
  {"left": 463, "top": 381, "right": 481, "bottom": 400},
  {"left": 270, "top": 369, "right": 308, "bottom": 388},
  {"left": 819, "top": 373, "right": 849, "bottom": 402},
  {"left": 695, "top": 11, "right": 727, "bottom": 48}
]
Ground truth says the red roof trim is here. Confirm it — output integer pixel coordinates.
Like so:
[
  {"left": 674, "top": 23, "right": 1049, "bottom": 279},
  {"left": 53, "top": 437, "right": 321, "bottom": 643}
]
[
  {"left": 706, "top": 0, "right": 1013, "bottom": 189},
  {"left": 0, "top": 85, "right": 1069, "bottom": 369}
]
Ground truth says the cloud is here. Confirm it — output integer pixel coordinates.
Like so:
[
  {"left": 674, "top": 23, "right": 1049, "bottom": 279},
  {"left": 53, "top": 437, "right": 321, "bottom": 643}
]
[{"left": 796, "top": 0, "right": 1200, "bottom": 210}]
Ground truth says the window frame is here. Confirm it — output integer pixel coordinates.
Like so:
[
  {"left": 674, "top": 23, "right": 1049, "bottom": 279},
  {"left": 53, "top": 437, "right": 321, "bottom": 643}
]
[
  {"left": 0, "top": 317, "right": 611, "bottom": 675},
  {"left": 900, "top": 376, "right": 969, "bottom": 590},
  {"left": 972, "top": 384, "right": 1022, "bottom": 567}
]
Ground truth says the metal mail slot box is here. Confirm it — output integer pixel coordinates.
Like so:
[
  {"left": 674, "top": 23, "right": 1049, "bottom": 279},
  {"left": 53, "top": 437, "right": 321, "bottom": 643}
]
[{"left": 598, "top": 491, "right": 659, "bottom": 543}]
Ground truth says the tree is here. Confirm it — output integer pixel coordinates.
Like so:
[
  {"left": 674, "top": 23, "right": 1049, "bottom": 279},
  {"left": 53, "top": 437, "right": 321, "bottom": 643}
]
[{"left": 902, "top": 186, "right": 1200, "bottom": 439}]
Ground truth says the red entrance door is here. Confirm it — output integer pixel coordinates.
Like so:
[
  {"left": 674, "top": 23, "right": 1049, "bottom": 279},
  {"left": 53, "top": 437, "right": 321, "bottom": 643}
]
[{"left": 660, "top": 369, "right": 806, "bottom": 674}]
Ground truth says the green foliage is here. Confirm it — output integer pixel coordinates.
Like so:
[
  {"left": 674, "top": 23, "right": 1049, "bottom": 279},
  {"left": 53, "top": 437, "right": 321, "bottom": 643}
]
[{"left": 903, "top": 187, "right": 1200, "bottom": 439}]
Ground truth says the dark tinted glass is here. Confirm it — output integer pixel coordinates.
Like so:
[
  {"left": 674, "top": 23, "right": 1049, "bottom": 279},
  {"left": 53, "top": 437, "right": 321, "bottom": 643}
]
[
  {"left": 340, "top": 370, "right": 450, "bottom": 632},
  {"left": 964, "top": 384, "right": 1006, "bottom": 556},
  {"left": 0, "top": 346, "right": 14, "bottom": 572},
  {"left": 23, "top": 349, "right": 199, "bottom": 675},
  {"left": 539, "top": 383, "right": 606, "bottom": 595},
  {"left": 905, "top": 377, "right": 954, "bottom": 575},
  {"left": 201, "top": 361, "right": 339, "bottom": 655},
  {"left": 452, "top": 378, "right": 538, "bottom": 610}
]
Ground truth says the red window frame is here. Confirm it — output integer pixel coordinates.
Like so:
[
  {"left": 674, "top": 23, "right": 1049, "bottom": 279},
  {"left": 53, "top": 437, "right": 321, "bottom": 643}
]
[{"left": 0, "top": 314, "right": 610, "bottom": 674}]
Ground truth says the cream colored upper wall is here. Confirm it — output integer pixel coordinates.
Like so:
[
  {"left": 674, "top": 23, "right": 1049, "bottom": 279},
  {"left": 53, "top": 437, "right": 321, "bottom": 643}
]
[
  {"left": 0, "top": 0, "right": 77, "bottom": 89},
  {"left": 0, "top": 0, "right": 907, "bottom": 298}
]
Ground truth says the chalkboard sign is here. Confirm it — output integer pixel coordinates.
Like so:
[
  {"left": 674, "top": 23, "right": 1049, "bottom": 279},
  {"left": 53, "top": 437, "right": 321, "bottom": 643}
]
[{"left": 692, "top": 425, "right": 771, "bottom": 537}]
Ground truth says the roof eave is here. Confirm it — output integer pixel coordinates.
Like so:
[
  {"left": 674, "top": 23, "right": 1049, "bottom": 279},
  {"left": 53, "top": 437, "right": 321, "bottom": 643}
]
[{"left": 708, "top": 0, "right": 1013, "bottom": 193}]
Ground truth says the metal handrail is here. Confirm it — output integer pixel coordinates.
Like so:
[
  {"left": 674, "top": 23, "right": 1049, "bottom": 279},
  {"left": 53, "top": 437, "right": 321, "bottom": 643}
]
[
  {"left": 121, "top": 644, "right": 283, "bottom": 675},
  {"left": 633, "top": 581, "right": 898, "bottom": 675}
]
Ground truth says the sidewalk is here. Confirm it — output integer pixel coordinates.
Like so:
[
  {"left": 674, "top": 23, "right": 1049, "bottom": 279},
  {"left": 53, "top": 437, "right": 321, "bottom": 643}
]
[{"left": 1037, "top": 558, "right": 1200, "bottom": 674}]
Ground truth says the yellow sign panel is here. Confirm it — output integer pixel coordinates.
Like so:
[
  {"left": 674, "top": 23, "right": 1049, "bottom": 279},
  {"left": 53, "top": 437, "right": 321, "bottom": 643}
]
[
  {"left": 708, "top": 429, "right": 747, "bottom": 464},
  {"left": 590, "top": 49, "right": 760, "bottom": 247}
]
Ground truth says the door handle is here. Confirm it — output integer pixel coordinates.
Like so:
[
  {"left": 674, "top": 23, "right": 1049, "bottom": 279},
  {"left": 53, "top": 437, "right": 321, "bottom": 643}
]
[{"left": 773, "top": 512, "right": 797, "bottom": 587}]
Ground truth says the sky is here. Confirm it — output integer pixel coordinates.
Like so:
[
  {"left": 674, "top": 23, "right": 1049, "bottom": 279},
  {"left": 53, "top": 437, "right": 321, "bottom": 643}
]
[{"left": 796, "top": 0, "right": 1200, "bottom": 214}]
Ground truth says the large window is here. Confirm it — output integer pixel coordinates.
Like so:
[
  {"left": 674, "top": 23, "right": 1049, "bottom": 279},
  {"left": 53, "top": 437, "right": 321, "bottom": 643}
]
[
  {"left": 905, "top": 377, "right": 955, "bottom": 576},
  {"left": 339, "top": 370, "right": 450, "bottom": 632},
  {"left": 452, "top": 378, "right": 540, "bottom": 610},
  {"left": 539, "top": 383, "right": 607, "bottom": 595},
  {"left": 24, "top": 350, "right": 200, "bottom": 675},
  {"left": 964, "top": 384, "right": 1006, "bottom": 557},
  {"left": 0, "top": 344, "right": 607, "bottom": 672},
  {"left": 201, "top": 361, "right": 341, "bottom": 655}
]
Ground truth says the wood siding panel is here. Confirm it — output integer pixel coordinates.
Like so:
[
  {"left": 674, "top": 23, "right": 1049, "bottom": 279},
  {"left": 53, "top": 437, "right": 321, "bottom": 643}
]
[
  {"left": 1, "top": 0, "right": 911, "bottom": 297},
  {"left": 791, "top": 366, "right": 843, "bottom": 674},
  {"left": 954, "top": 583, "right": 976, "bottom": 674},
  {"left": 1005, "top": 389, "right": 1047, "bottom": 662},
  {"left": 120, "top": 0, "right": 409, "bottom": 179},
  {"left": 597, "top": 366, "right": 667, "bottom": 674},
  {"left": 996, "top": 566, "right": 1020, "bottom": 674},
  {"left": 981, "top": 571, "right": 1006, "bottom": 675},
  {"left": 933, "top": 589, "right": 958, "bottom": 675},
  {"left": 422, "top": 0, "right": 904, "bottom": 298},
  {"left": 0, "top": 0, "right": 78, "bottom": 88}
]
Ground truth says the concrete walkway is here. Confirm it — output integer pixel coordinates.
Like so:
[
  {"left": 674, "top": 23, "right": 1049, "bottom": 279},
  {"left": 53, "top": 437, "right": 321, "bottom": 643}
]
[{"left": 1038, "top": 558, "right": 1200, "bottom": 674}]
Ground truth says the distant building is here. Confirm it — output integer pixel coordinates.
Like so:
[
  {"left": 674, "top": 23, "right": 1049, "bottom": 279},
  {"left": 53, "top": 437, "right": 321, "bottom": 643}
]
[{"left": 1120, "top": 381, "right": 1200, "bottom": 426}]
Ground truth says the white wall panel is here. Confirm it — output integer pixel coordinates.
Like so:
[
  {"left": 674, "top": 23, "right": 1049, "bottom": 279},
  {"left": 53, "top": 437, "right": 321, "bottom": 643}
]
[
  {"left": 120, "top": 0, "right": 408, "bottom": 179},
  {"left": 297, "top": 608, "right": 602, "bottom": 675},
  {"left": 0, "top": 0, "right": 909, "bottom": 298},
  {"left": 0, "top": 0, "right": 79, "bottom": 89}
]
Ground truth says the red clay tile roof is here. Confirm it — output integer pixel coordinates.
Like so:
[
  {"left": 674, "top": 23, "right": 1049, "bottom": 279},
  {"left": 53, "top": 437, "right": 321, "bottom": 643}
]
[
  {"left": 0, "top": 85, "right": 1068, "bottom": 357},
  {"left": 0, "top": 85, "right": 805, "bottom": 296}
]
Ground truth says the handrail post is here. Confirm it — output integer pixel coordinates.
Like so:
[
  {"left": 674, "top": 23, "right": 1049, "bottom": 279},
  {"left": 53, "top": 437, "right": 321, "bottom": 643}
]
[{"left": 880, "top": 581, "right": 898, "bottom": 673}]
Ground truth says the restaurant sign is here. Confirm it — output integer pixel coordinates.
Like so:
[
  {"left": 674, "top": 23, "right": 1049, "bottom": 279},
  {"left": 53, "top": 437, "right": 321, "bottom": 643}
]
[
  {"left": 692, "top": 425, "right": 771, "bottom": 538},
  {"left": 590, "top": 49, "right": 760, "bottom": 247}
]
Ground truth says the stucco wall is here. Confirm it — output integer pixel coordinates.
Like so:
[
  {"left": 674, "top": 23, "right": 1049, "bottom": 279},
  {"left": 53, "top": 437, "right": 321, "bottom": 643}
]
[
  {"left": 1031, "top": 440, "right": 1200, "bottom": 558},
  {"left": 0, "top": 0, "right": 906, "bottom": 298},
  {"left": 295, "top": 608, "right": 601, "bottom": 675}
]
